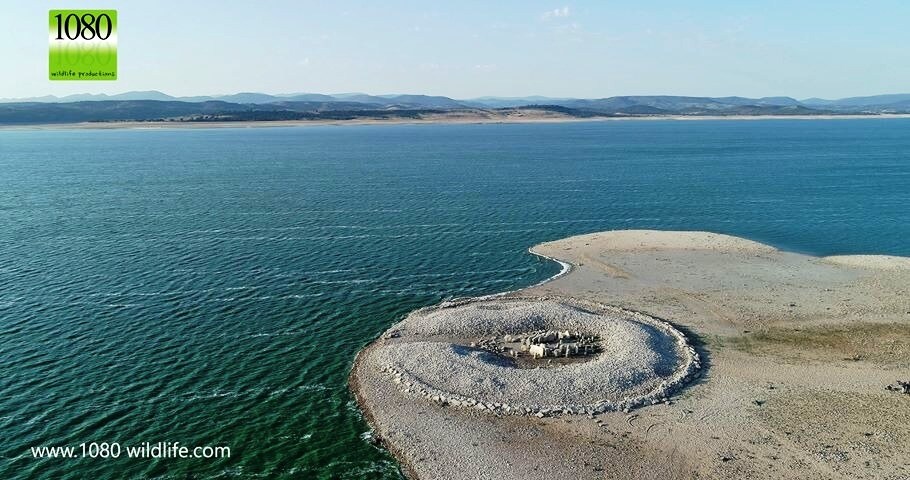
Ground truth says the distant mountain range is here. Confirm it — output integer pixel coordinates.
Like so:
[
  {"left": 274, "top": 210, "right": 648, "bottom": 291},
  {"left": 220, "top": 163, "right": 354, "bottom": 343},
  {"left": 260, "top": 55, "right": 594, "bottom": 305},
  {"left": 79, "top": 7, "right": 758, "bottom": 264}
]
[
  {"left": 0, "top": 91, "right": 469, "bottom": 109},
  {"left": 2, "top": 91, "right": 910, "bottom": 125}
]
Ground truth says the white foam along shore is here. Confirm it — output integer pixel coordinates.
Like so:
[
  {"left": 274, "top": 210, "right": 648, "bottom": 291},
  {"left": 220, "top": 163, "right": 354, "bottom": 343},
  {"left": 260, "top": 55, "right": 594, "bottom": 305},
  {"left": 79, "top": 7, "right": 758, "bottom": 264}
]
[
  {"left": 458, "top": 249, "right": 572, "bottom": 304},
  {"left": 528, "top": 249, "right": 573, "bottom": 284}
]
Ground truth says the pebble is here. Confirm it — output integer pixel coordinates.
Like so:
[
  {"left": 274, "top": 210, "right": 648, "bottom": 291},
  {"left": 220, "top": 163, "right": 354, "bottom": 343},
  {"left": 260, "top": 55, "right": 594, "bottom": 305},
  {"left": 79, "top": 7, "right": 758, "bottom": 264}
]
[{"left": 375, "top": 298, "right": 701, "bottom": 418}]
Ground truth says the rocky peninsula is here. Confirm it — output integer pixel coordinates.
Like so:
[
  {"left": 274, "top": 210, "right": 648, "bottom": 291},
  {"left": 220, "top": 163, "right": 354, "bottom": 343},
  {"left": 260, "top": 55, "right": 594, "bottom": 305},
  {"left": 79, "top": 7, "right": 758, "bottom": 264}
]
[{"left": 350, "top": 230, "right": 910, "bottom": 479}]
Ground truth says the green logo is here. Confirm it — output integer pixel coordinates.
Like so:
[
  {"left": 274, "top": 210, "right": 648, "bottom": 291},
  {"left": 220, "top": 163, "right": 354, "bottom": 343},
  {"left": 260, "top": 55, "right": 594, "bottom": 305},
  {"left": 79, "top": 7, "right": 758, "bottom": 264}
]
[{"left": 49, "top": 10, "right": 117, "bottom": 81}]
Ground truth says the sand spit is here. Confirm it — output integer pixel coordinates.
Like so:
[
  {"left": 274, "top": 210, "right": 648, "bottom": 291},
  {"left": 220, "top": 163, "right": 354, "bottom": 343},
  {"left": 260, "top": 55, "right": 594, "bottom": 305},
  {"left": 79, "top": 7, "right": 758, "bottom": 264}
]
[{"left": 351, "top": 230, "right": 910, "bottom": 480}]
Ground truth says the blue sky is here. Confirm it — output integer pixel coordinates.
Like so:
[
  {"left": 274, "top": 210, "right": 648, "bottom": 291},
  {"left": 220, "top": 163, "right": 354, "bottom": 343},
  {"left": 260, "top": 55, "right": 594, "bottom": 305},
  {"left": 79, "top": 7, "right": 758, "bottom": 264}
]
[{"left": 4, "top": 0, "right": 909, "bottom": 99}]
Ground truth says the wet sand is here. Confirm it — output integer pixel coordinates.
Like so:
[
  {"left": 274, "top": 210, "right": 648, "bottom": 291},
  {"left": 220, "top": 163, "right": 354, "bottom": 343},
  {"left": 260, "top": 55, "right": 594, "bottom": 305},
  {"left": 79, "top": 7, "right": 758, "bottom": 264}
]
[{"left": 351, "top": 230, "right": 910, "bottom": 479}]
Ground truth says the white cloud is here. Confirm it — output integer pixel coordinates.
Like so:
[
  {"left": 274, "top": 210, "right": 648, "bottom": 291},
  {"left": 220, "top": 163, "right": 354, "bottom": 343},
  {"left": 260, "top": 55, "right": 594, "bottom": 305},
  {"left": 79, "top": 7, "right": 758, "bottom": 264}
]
[{"left": 542, "top": 6, "right": 570, "bottom": 20}]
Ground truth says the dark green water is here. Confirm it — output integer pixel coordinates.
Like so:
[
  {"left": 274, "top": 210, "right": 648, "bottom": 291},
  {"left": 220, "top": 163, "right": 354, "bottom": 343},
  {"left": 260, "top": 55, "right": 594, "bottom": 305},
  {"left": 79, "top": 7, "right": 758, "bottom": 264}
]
[{"left": 1, "top": 120, "right": 909, "bottom": 479}]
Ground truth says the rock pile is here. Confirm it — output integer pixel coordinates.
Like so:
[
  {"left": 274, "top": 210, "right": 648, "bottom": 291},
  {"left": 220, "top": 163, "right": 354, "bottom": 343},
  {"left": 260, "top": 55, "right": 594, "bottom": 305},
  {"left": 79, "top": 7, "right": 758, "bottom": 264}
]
[
  {"left": 519, "top": 330, "right": 599, "bottom": 358},
  {"left": 473, "top": 330, "right": 600, "bottom": 360},
  {"left": 886, "top": 380, "right": 910, "bottom": 395}
]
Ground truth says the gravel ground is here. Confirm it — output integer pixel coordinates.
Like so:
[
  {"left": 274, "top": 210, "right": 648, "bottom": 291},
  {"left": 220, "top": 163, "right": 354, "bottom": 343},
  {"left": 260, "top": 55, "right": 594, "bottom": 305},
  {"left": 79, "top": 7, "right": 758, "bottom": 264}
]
[{"left": 374, "top": 298, "right": 699, "bottom": 414}]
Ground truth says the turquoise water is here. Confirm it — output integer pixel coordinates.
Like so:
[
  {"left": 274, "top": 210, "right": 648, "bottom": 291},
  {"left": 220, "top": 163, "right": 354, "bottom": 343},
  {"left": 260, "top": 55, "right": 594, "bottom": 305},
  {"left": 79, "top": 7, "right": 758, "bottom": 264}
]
[{"left": 1, "top": 119, "right": 909, "bottom": 479}]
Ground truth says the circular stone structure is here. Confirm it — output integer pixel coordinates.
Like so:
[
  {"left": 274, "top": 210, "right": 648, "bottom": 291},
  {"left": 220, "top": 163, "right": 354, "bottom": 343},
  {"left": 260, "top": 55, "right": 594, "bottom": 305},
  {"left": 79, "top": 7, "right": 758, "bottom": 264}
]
[{"left": 373, "top": 297, "right": 701, "bottom": 416}]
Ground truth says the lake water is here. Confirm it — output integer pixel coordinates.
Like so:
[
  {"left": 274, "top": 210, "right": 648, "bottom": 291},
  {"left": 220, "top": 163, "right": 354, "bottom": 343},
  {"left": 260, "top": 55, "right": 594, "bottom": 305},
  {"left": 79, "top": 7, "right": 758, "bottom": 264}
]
[{"left": 1, "top": 119, "right": 909, "bottom": 479}]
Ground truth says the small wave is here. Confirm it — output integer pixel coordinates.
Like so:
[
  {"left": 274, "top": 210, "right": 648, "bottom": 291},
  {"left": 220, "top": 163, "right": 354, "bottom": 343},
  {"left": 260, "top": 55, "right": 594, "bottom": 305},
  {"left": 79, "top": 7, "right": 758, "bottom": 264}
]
[
  {"left": 248, "top": 331, "right": 305, "bottom": 338},
  {"left": 90, "top": 291, "right": 187, "bottom": 297},
  {"left": 282, "top": 293, "right": 324, "bottom": 299},
  {"left": 385, "top": 267, "right": 531, "bottom": 280},
  {"left": 179, "top": 384, "right": 330, "bottom": 402},
  {"left": 208, "top": 292, "right": 327, "bottom": 304},
  {"left": 33, "top": 226, "right": 555, "bottom": 243},
  {"left": 81, "top": 270, "right": 526, "bottom": 302},
  {"left": 310, "top": 279, "right": 376, "bottom": 285}
]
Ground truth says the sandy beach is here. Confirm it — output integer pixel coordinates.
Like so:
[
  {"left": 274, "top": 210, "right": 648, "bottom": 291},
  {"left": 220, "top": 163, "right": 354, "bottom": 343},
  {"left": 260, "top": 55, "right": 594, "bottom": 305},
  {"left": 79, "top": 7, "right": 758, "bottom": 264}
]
[{"left": 351, "top": 230, "right": 910, "bottom": 479}]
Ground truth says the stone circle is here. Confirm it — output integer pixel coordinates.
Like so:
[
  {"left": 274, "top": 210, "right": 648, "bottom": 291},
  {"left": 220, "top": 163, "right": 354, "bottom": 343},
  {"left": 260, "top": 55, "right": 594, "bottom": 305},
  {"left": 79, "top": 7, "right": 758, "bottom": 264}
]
[{"left": 374, "top": 297, "right": 701, "bottom": 416}]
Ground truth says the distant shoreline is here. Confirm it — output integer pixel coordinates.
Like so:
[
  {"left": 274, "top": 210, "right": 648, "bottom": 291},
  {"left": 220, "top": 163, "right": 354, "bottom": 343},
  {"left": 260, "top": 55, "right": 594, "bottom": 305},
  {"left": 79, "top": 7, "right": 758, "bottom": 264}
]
[{"left": 4, "top": 113, "right": 910, "bottom": 131}]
